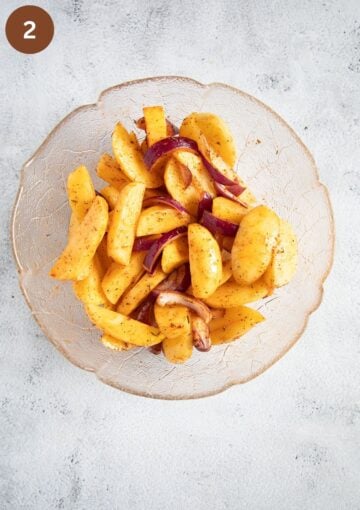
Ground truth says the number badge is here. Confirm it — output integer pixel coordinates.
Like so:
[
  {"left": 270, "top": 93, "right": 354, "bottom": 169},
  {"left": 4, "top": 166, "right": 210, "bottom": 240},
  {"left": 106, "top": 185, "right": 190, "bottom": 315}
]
[{"left": 5, "top": 6, "right": 54, "bottom": 54}]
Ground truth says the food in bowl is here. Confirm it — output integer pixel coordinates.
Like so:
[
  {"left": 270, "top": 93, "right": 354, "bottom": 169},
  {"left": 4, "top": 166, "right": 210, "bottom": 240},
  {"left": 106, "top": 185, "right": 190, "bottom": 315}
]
[{"left": 50, "top": 106, "right": 297, "bottom": 364}]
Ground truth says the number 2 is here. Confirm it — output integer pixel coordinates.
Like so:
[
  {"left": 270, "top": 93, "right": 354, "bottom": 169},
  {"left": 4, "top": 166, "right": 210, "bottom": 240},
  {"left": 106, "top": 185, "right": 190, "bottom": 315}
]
[{"left": 24, "top": 20, "right": 36, "bottom": 39}]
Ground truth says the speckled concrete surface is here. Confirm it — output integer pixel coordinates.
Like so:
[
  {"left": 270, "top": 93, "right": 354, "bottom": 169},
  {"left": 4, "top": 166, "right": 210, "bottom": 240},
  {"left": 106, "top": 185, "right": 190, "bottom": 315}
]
[{"left": 1, "top": 0, "right": 359, "bottom": 508}]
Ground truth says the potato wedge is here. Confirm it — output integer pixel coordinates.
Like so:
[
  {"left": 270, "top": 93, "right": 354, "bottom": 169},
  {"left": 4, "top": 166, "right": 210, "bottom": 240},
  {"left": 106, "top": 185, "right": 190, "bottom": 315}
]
[
  {"left": 50, "top": 196, "right": 108, "bottom": 280},
  {"left": 212, "top": 197, "right": 248, "bottom": 224},
  {"left": 136, "top": 205, "right": 191, "bottom": 236},
  {"left": 96, "top": 235, "right": 112, "bottom": 271},
  {"left": 68, "top": 212, "right": 80, "bottom": 241},
  {"left": 100, "top": 186, "right": 121, "bottom": 210},
  {"left": 107, "top": 182, "right": 145, "bottom": 265},
  {"left": 112, "top": 122, "right": 163, "bottom": 188},
  {"left": 161, "top": 236, "right": 189, "bottom": 273},
  {"left": 263, "top": 219, "right": 297, "bottom": 289},
  {"left": 232, "top": 205, "right": 280, "bottom": 285},
  {"left": 67, "top": 165, "right": 95, "bottom": 221},
  {"left": 180, "top": 112, "right": 237, "bottom": 168},
  {"left": 220, "top": 257, "right": 232, "bottom": 285},
  {"left": 96, "top": 153, "right": 129, "bottom": 191},
  {"left": 143, "top": 106, "right": 167, "bottom": 146},
  {"left": 164, "top": 157, "right": 200, "bottom": 216},
  {"left": 203, "top": 279, "right": 268, "bottom": 308},
  {"left": 174, "top": 151, "right": 215, "bottom": 197},
  {"left": 154, "top": 303, "right": 191, "bottom": 339},
  {"left": 101, "top": 333, "right": 137, "bottom": 351},
  {"left": 162, "top": 332, "right": 193, "bottom": 364},
  {"left": 86, "top": 304, "right": 164, "bottom": 347},
  {"left": 222, "top": 236, "right": 234, "bottom": 252},
  {"left": 210, "top": 306, "right": 265, "bottom": 344},
  {"left": 73, "top": 255, "right": 109, "bottom": 306},
  {"left": 188, "top": 223, "right": 222, "bottom": 299},
  {"left": 101, "top": 252, "right": 145, "bottom": 305},
  {"left": 117, "top": 266, "right": 167, "bottom": 315}
]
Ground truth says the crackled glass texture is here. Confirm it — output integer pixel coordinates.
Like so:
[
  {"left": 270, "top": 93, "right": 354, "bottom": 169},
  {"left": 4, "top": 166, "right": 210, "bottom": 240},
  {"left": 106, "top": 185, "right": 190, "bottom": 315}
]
[{"left": 12, "top": 77, "right": 334, "bottom": 399}]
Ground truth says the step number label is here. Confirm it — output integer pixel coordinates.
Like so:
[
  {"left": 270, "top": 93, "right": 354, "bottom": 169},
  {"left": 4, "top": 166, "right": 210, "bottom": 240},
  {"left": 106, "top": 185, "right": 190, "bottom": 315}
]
[{"left": 6, "top": 6, "right": 54, "bottom": 54}]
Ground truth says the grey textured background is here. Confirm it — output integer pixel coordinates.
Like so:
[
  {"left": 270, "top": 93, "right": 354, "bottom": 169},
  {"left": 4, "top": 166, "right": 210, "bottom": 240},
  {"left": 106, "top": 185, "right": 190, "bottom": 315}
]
[{"left": 1, "top": 0, "right": 359, "bottom": 508}]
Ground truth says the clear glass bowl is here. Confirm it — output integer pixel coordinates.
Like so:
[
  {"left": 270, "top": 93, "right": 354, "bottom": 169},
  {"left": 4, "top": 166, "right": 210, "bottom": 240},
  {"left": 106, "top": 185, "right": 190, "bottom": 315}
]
[{"left": 12, "top": 77, "right": 334, "bottom": 399}]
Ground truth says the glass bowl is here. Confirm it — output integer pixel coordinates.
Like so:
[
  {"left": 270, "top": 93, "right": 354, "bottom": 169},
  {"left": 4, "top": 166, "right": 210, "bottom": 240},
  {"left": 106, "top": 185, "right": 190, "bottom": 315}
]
[{"left": 12, "top": 77, "right": 334, "bottom": 399}]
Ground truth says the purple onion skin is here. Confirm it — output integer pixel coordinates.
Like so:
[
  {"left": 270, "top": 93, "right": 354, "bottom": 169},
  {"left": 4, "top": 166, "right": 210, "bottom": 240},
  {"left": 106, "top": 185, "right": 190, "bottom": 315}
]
[
  {"left": 200, "top": 210, "right": 239, "bottom": 237},
  {"left": 142, "top": 195, "right": 189, "bottom": 214},
  {"left": 197, "top": 192, "right": 213, "bottom": 221},
  {"left": 143, "top": 226, "right": 187, "bottom": 273},
  {"left": 144, "top": 136, "right": 198, "bottom": 168}
]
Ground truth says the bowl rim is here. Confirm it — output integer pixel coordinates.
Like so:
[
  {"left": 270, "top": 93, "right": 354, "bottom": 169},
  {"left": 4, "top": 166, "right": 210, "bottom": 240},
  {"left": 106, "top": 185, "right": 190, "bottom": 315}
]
[{"left": 11, "top": 75, "right": 335, "bottom": 400}]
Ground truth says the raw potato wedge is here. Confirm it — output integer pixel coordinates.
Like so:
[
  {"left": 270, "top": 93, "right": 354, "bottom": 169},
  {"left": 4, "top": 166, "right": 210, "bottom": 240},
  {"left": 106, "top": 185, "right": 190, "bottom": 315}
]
[
  {"left": 210, "top": 306, "right": 265, "bottom": 345},
  {"left": 220, "top": 257, "right": 232, "bottom": 286},
  {"left": 143, "top": 106, "right": 167, "bottom": 146},
  {"left": 101, "top": 333, "right": 137, "bottom": 351},
  {"left": 97, "top": 153, "right": 129, "bottom": 191},
  {"left": 117, "top": 266, "right": 167, "bottom": 315},
  {"left": 101, "top": 251, "right": 145, "bottom": 304},
  {"left": 67, "top": 165, "right": 96, "bottom": 221},
  {"left": 161, "top": 236, "right": 189, "bottom": 273},
  {"left": 188, "top": 223, "right": 222, "bottom": 299},
  {"left": 96, "top": 235, "right": 112, "bottom": 271},
  {"left": 50, "top": 196, "right": 108, "bottom": 281},
  {"left": 212, "top": 197, "right": 248, "bottom": 224},
  {"left": 73, "top": 255, "right": 109, "bottom": 306},
  {"left": 162, "top": 332, "right": 193, "bottom": 364},
  {"left": 112, "top": 122, "right": 163, "bottom": 188},
  {"left": 107, "top": 182, "right": 145, "bottom": 265},
  {"left": 232, "top": 205, "right": 280, "bottom": 285},
  {"left": 154, "top": 303, "right": 191, "bottom": 339},
  {"left": 164, "top": 158, "right": 200, "bottom": 216},
  {"left": 136, "top": 205, "right": 191, "bottom": 236},
  {"left": 68, "top": 212, "right": 80, "bottom": 241},
  {"left": 263, "top": 219, "right": 297, "bottom": 289},
  {"left": 86, "top": 304, "right": 164, "bottom": 347},
  {"left": 100, "top": 186, "right": 121, "bottom": 210},
  {"left": 174, "top": 151, "right": 216, "bottom": 197},
  {"left": 180, "top": 112, "right": 237, "bottom": 167},
  {"left": 204, "top": 279, "right": 268, "bottom": 308}
]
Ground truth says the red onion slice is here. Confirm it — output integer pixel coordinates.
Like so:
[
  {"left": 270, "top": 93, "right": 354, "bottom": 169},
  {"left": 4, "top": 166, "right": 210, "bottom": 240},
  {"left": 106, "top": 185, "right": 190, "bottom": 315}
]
[
  {"left": 214, "top": 182, "right": 248, "bottom": 207},
  {"left": 197, "top": 192, "right": 213, "bottom": 221},
  {"left": 156, "top": 291, "right": 212, "bottom": 324},
  {"left": 142, "top": 195, "right": 190, "bottom": 214},
  {"left": 144, "top": 136, "right": 198, "bottom": 168},
  {"left": 191, "top": 315, "right": 211, "bottom": 352},
  {"left": 133, "top": 235, "right": 160, "bottom": 252},
  {"left": 131, "top": 293, "right": 157, "bottom": 326},
  {"left": 143, "top": 226, "right": 188, "bottom": 273},
  {"left": 200, "top": 210, "right": 239, "bottom": 237}
]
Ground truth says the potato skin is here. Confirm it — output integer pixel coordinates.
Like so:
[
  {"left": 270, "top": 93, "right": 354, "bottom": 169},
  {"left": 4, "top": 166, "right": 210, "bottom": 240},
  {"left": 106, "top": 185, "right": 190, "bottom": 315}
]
[
  {"left": 231, "top": 205, "right": 280, "bottom": 285},
  {"left": 188, "top": 223, "right": 222, "bottom": 299}
]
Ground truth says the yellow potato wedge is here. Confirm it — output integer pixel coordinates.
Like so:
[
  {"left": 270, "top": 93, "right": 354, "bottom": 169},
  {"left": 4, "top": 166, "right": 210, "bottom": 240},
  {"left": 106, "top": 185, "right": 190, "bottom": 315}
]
[
  {"left": 220, "top": 257, "right": 232, "bottom": 285},
  {"left": 212, "top": 197, "right": 248, "bottom": 224},
  {"left": 68, "top": 212, "right": 80, "bottom": 241},
  {"left": 222, "top": 236, "right": 235, "bottom": 252},
  {"left": 128, "top": 131, "right": 141, "bottom": 149},
  {"left": 100, "top": 186, "right": 121, "bottom": 210},
  {"left": 154, "top": 303, "right": 191, "bottom": 339},
  {"left": 50, "top": 196, "right": 108, "bottom": 281},
  {"left": 73, "top": 255, "right": 109, "bottom": 306},
  {"left": 140, "top": 138, "right": 148, "bottom": 155},
  {"left": 263, "top": 219, "right": 297, "bottom": 289},
  {"left": 101, "top": 252, "right": 145, "bottom": 305},
  {"left": 117, "top": 266, "right": 167, "bottom": 315},
  {"left": 112, "top": 122, "right": 163, "bottom": 188},
  {"left": 96, "top": 235, "right": 112, "bottom": 271},
  {"left": 210, "top": 306, "right": 265, "bottom": 344},
  {"left": 101, "top": 333, "right": 137, "bottom": 351},
  {"left": 204, "top": 279, "right": 268, "bottom": 308},
  {"left": 107, "top": 182, "right": 145, "bottom": 265},
  {"left": 164, "top": 158, "right": 200, "bottom": 216},
  {"left": 162, "top": 331, "right": 193, "bottom": 364},
  {"left": 161, "top": 236, "right": 189, "bottom": 273},
  {"left": 96, "top": 153, "right": 129, "bottom": 191},
  {"left": 143, "top": 106, "right": 167, "bottom": 146},
  {"left": 67, "top": 165, "right": 96, "bottom": 221},
  {"left": 174, "top": 151, "right": 215, "bottom": 197},
  {"left": 180, "top": 112, "right": 237, "bottom": 168},
  {"left": 136, "top": 205, "right": 191, "bottom": 236},
  {"left": 232, "top": 205, "right": 280, "bottom": 285},
  {"left": 86, "top": 304, "right": 164, "bottom": 347},
  {"left": 188, "top": 223, "right": 222, "bottom": 299}
]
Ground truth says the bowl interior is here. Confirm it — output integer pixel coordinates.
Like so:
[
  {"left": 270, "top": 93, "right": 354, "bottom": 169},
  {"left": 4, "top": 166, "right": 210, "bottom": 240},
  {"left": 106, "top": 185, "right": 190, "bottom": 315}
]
[{"left": 12, "top": 77, "right": 334, "bottom": 399}]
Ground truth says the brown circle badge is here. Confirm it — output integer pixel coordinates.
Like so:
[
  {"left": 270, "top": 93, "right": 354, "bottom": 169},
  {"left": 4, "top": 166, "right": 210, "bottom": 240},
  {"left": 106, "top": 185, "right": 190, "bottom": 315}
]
[{"left": 6, "top": 5, "right": 54, "bottom": 54}]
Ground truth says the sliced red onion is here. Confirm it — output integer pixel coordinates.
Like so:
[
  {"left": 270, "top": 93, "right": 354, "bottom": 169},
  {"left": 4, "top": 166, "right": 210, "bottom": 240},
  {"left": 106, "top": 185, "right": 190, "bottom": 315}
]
[
  {"left": 174, "top": 263, "right": 191, "bottom": 292},
  {"left": 214, "top": 182, "right": 248, "bottom": 207},
  {"left": 166, "top": 120, "right": 179, "bottom": 136},
  {"left": 200, "top": 155, "right": 238, "bottom": 187},
  {"left": 132, "top": 293, "right": 157, "bottom": 326},
  {"left": 197, "top": 192, "right": 213, "bottom": 220},
  {"left": 191, "top": 315, "right": 211, "bottom": 352},
  {"left": 200, "top": 210, "right": 239, "bottom": 237},
  {"left": 142, "top": 195, "right": 189, "bottom": 214},
  {"left": 135, "top": 117, "right": 146, "bottom": 130},
  {"left": 133, "top": 235, "right": 160, "bottom": 252},
  {"left": 149, "top": 343, "right": 162, "bottom": 355},
  {"left": 143, "top": 226, "right": 188, "bottom": 273},
  {"left": 144, "top": 136, "right": 198, "bottom": 169},
  {"left": 156, "top": 291, "right": 212, "bottom": 324}
]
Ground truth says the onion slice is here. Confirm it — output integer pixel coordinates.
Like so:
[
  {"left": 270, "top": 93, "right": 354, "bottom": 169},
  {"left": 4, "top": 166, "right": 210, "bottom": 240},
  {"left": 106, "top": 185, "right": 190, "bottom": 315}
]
[
  {"left": 214, "top": 182, "right": 248, "bottom": 207},
  {"left": 144, "top": 136, "right": 198, "bottom": 169},
  {"left": 156, "top": 291, "right": 212, "bottom": 324},
  {"left": 143, "top": 226, "right": 188, "bottom": 273},
  {"left": 142, "top": 195, "right": 189, "bottom": 214},
  {"left": 131, "top": 293, "right": 157, "bottom": 326},
  {"left": 200, "top": 210, "right": 239, "bottom": 237},
  {"left": 133, "top": 235, "right": 160, "bottom": 252},
  {"left": 191, "top": 315, "right": 211, "bottom": 352},
  {"left": 197, "top": 192, "right": 213, "bottom": 220}
]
